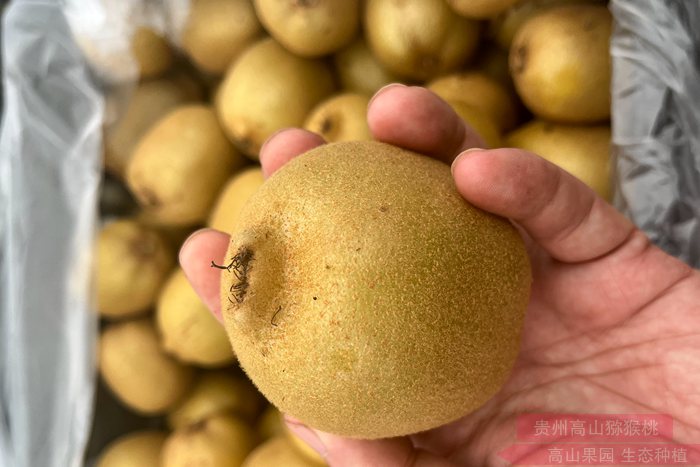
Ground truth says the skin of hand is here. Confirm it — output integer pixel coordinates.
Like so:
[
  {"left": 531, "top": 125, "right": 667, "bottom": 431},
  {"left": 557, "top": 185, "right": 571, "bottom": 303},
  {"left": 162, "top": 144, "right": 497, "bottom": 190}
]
[{"left": 179, "top": 84, "right": 700, "bottom": 467}]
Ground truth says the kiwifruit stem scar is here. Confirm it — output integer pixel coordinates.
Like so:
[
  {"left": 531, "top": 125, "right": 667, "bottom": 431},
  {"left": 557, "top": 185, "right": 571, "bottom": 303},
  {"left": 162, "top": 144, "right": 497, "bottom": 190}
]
[{"left": 211, "top": 246, "right": 254, "bottom": 304}]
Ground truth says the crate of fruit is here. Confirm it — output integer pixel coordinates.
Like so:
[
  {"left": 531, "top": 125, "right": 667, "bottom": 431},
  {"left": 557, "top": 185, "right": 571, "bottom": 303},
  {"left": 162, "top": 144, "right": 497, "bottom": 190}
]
[{"left": 1, "top": 1, "right": 699, "bottom": 466}]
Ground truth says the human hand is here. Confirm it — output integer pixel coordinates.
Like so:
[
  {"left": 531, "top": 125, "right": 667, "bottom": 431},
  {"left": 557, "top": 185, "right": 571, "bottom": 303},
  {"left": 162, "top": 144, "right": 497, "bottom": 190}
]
[{"left": 180, "top": 85, "right": 700, "bottom": 466}]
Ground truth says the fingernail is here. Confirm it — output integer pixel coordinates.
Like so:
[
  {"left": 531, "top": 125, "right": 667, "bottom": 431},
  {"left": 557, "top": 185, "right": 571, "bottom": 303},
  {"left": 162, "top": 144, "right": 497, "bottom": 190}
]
[
  {"left": 368, "top": 82, "right": 406, "bottom": 110},
  {"left": 259, "top": 127, "right": 295, "bottom": 158},
  {"left": 285, "top": 417, "right": 327, "bottom": 458},
  {"left": 179, "top": 228, "right": 216, "bottom": 262},
  {"left": 451, "top": 147, "right": 484, "bottom": 175}
]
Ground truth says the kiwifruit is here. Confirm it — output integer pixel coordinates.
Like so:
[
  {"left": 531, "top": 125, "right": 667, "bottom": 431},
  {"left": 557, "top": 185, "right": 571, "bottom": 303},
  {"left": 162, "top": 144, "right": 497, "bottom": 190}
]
[
  {"left": 96, "top": 219, "right": 174, "bottom": 319},
  {"left": 219, "top": 141, "right": 531, "bottom": 438},
  {"left": 446, "top": 0, "right": 518, "bottom": 19},
  {"left": 96, "top": 430, "right": 167, "bottom": 467},
  {"left": 242, "top": 437, "right": 325, "bottom": 467},
  {"left": 157, "top": 269, "right": 236, "bottom": 367},
  {"left": 490, "top": 0, "right": 604, "bottom": 50},
  {"left": 509, "top": 4, "right": 611, "bottom": 123},
  {"left": 168, "top": 370, "right": 262, "bottom": 429},
  {"left": 131, "top": 27, "right": 174, "bottom": 79},
  {"left": 127, "top": 105, "right": 244, "bottom": 226},
  {"left": 104, "top": 79, "right": 198, "bottom": 178},
  {"left": 256, "top": 406, "right": 285, "bottom": 441},
  {"left": 75, "top": 25, "right": 172, "bottom": 82},
  {"left": 209, "top": 168, "right": 265, "bottom": 234},
  {"left": 99, "top": 318, "right": 194, "bottom": 414},
  {"left": 304, "top": 93, "right": 372, "bottom": 143},
  {"left": 333, "top": 37, "right": 402, "bottom": 95},
  {"left": 506, "top": 120, "right": 611, "bottom": 200},
  {"left": 448, "top": 101, "right": 502, "bottom": 148},
  {"left": 216, "top": 38, "right": 335, "bottom": 158},
  {"left": 364, "top": 0, "right": 480, "bottom": 81},
  {"left": 254, "top": 0, "right": 360, "bottom": 57},
  {"left": 161, "top": 413, "right": 256, "bottom": 467},
  {"left": 427, "top": 71, "right": 518, "bottom": 130},
  {"left": 181, "top": 0, "right": 263, "bottom": 75}
]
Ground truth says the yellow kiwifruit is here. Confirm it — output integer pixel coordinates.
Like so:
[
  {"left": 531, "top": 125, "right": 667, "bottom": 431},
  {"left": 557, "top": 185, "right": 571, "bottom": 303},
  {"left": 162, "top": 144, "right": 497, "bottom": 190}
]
[
  {"left": 333, "top": 37, "right": 402, "bottom": 95},
  {"left": 490, "top": 0, "right": 604, "bottom": 50},
  {"left": 428, "top": 71, "right": 518, "bottom": 130},
  {"left": 364, "top": 0, "right": 480, "bottom": 81},
  {"left": 96, "top": 219, "right": 174, "bottom": 319},
  {"left": 209, "top": 168, "right": 265, "bottom": 234},
  {"left": 243, "top": 437, "right": 325, "bottom": 467},
  {"left": 304, "top": 93, "right": 372, "bottom": 143},
  {"left": 181, "top": 0, "right": 263, "bottom": 75},
  {"left": 157, "top": 269, "right": 235, "bottom": 367},
  {"left": 254, "top": 0, "right": 360, "bottom": 57},
  {"left": 509, "top": 4, "right": 611, "bottom": 123},
  {"left": 220, "top": 141, "right": 531, "bottom": 438},
  {"left": 131, "top": 27, "right": 174, "bottom": 79},
  {"left": 217, "top": 38, "right": 335, "bottom": 158},
  {"left": 446, "top": 0, "right": 518, "bottom": 19},
  {"left": 99, "top": 318, "right": 194, "bottom": 414},
  {"left": 256, "top": 406, "right": 285, "bottom": 441},
  {"left": 75, "top": 25, "right": 172, "bottom": 82},
  {"left": 127, "top": 105, "right": 244, "bottom": 226},
  {"left": 96, "top": 430, "right": 167, "bottom": 467},
  {"left": 104, "top": 79, "right": 198, "bottom": 178},
  {"left": 506, "top": 120, "right": 611, "bottom": 200},
  {"left": 448, "top": 101, "right": 502, "bottom": 148},
  {"left": 168, "top": 370, "right": 262, "bottom": 429},
  {"left": 162, "top": 413, "right": 256, "bottom": 467}
]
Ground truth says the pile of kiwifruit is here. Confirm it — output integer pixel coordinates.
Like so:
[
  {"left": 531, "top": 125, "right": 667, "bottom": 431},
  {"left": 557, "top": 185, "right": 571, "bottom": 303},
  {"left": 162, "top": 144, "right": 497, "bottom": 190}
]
[{"left": 91, "top": 0, "right": 611, "bottom": 465}]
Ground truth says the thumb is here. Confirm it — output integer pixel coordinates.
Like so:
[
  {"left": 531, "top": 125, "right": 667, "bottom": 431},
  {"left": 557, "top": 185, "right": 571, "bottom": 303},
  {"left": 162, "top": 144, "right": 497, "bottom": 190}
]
[{"left": 285, "top": 418, "right": 455, "bottom": 467}]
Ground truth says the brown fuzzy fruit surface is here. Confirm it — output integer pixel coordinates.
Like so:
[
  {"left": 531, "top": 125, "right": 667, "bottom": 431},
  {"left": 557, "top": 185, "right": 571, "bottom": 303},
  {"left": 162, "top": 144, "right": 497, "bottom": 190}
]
[{"left": 220, "top": 141, "right": 531, "bottom": 438}]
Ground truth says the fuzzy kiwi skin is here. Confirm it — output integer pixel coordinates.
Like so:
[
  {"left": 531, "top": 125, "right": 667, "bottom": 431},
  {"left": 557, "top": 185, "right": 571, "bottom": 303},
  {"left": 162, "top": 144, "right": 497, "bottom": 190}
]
[{"left": 220, "top": 141, "right": 531, "bottom": 438}]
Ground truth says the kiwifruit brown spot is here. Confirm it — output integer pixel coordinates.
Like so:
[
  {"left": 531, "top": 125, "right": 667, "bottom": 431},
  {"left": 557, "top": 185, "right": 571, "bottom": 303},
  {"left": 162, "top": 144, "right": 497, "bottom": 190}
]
[
  {"left": 236, "top": 135, "right": 254, "bottom": 155},
  {"left": 418, "top": 54, "right": 439, "bottom": 75},
  {"left": 130, "top": 233, "right": 158, "bottom": 258},
  {"left": 583, "top": 18, "right": 596, "bottom": 32},
  {"left": 138, "top": 187, "right": 162, "bottom": 208},
  {"left": 185, "top": 418, "right": 208, "bottom": 433},
  {"left": 511, "top": 44, "right": 528, "bottom": 75},
  {"left": 319, "top": 116, "right": 334, "bottom": 135},
  {"left": 379, "top": 205, "right": 388, "bottom": 212},
  {"left": 293, "top": 0, "right": 319, "bottom": 8}
]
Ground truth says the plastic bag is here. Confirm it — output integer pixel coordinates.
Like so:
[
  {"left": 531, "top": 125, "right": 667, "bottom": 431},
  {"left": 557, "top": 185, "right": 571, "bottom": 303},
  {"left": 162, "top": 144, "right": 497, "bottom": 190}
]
[
  {"left": 611, "top": 0, "right": 700, "bottom": 267},
  {"left": 0, "top": 2, "right": 102, "bottom": 467}
]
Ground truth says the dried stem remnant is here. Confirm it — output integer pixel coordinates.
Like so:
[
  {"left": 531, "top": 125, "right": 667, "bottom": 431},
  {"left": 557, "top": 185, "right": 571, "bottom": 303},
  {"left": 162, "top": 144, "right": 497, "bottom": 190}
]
[{"left": 211, "top": 247, "right": 253, "bottom": 304}]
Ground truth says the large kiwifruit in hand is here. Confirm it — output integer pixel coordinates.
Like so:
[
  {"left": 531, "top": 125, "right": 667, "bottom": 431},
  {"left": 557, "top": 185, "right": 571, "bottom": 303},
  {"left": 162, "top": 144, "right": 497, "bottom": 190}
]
[{"left": 219, "top": 141, "right": 531, "bottom": 438}]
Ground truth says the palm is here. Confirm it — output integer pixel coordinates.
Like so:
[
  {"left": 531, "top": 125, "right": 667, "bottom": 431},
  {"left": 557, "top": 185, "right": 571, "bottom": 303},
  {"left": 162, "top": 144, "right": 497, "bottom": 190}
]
[{"left": 413, "top": 239, "right": 700, "bottom": 466}]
